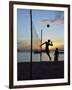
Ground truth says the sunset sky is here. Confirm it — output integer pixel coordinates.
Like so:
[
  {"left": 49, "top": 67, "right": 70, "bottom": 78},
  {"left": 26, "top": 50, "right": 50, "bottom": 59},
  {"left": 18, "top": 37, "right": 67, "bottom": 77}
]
[{"left": 17, "top": 9, "right": 64, "bottom": 50}]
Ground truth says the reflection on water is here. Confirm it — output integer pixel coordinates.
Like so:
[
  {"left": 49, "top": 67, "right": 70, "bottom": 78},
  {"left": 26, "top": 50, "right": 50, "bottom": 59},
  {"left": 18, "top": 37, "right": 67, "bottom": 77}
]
[{"left": 17, "top": 51, "right": 64, "bottom": 62}]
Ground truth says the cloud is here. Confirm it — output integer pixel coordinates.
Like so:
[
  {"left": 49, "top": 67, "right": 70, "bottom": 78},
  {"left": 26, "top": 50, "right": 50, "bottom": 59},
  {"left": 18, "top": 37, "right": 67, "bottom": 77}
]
[
  {"left": 40, "top": 19, "right": 64, "bottom": 25},
  {"left": 40, "top": 11, "right": 64, "bottom": 25}
]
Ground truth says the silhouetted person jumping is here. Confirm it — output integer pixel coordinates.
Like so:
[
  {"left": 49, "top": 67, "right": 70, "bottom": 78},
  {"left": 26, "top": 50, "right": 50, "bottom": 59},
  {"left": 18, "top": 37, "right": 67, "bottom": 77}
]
[
  {"left": 40, "top": 40, "right": 53, "bottom": 61},
  {"left": 54, "top": 48, "right": 59, "bottom": 62}
]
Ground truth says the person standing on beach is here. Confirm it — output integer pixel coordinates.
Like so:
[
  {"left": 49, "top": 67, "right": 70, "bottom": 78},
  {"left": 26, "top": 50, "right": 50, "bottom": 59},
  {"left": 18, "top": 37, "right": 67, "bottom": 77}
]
[
  {"left": 54, "top": 48, "right": 59, "bottom": 62},
  {"left": 40, "top": 40, "right": 53, "bottom": 61}
]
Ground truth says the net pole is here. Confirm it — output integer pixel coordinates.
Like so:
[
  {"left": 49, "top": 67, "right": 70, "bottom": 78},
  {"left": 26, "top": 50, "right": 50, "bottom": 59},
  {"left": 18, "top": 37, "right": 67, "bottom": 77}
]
[{"left": 30, "top": 9, "right": 32, "bottom": 80}]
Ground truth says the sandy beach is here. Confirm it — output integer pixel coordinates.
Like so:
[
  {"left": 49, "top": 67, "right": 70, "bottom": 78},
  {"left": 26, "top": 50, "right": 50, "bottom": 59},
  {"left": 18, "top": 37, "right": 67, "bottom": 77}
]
[{"left": 17, "top": 61, "right": 64, "bottom": 81}]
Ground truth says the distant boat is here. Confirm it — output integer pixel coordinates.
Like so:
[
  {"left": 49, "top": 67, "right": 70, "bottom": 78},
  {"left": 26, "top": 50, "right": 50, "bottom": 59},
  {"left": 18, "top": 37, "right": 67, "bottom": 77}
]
[
  {"left": 59, "top": 51, "right": 64, "bottom": 54},
  {"left": 33, "top": 50, "right": 45, "bottom": 54},
  {"left": 33, "top": 50, "right": 41, "bottom": 54}
]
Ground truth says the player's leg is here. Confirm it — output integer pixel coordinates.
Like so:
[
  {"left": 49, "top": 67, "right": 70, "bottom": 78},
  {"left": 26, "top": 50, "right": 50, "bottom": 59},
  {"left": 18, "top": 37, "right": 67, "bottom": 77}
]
[{"left": 46, "top": 52, "right": 51, "bottom": 61}]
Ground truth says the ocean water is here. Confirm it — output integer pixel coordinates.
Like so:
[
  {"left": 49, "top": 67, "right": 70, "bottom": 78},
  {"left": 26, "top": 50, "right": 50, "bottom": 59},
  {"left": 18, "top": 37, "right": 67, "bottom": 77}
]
[{"left": 17, "top": 51, "right": 64, "bottom": 62}]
